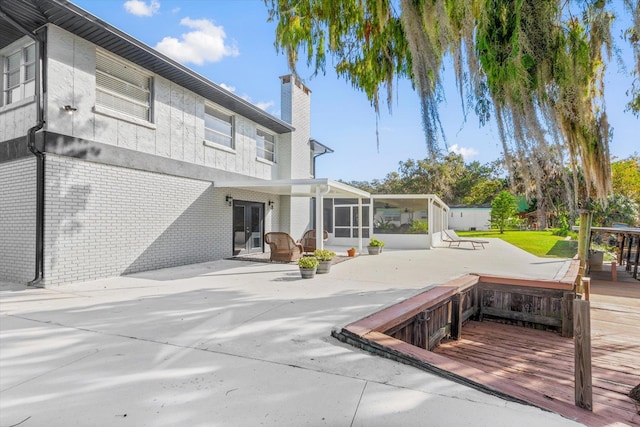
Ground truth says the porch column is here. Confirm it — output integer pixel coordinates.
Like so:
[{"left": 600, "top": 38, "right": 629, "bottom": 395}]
[
  {"left": 357, "top": 197, "right": 363, "bottom": 253},
  {"left": 316, "top": 186, "right": 324, "bottom": 250},
  {"left": 428, "top": 198, "right": 434, "bottom": 248}
]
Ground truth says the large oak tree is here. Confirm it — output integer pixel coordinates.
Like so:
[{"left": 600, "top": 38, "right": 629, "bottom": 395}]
[{"left": 266, "top": 0, "right": 640, "bottom": 202}]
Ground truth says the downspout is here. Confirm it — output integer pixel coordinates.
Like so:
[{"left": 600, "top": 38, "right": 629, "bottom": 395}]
[
  {"left": 0, "top": 7, "right": 47, "bottom": 285},
  {"left": 312, "top": 151, "right": 329, "bottom": 179}
]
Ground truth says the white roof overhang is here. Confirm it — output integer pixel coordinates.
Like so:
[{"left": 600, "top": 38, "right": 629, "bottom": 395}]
[{"left": 215, "top": 178, "right": 370, "bottom": 199}]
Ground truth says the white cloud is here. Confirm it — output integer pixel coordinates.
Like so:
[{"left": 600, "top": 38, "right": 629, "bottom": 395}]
[
  {"left": 240, "top": 94, "right": 275, "bottom": 112},
  {"left": 124, "top": 0, "right": 159, "bottom": 17},
  {"left": 171, "top": 7, "right": 180, "bottom": 14},
  {"left": 219, "top": 83, "right": 236, "bottom": 93},
  {"left": 155, "top": 17, "right": 239, "bottom": 65},
  {"left": 449, "top": 144, "right": 479, "bottom": 159},
  {"left": 217, "top": 84, "right": 275, "bottom": 113},
  {"left": 254, "top": 101, "right": 275, "bottom": 111}
]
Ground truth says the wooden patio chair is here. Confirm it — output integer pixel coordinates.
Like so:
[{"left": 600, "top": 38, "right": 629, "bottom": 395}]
[
  {"left": 442, "top": 229, "right": 489, "bottom": 250},
  {"left": 264, "top": 232, "right": 304, "bottom": 262},
  {"left": 300, "top": 229, "right": 329, "bottom": 253}
]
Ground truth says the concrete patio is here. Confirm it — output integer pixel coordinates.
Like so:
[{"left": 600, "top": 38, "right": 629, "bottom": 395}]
[{"left": 1, "top": 240, "right": 583, "bottom": 426}]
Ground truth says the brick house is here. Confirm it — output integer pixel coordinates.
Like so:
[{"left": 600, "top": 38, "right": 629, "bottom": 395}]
[
  {"left": 0, "top": 0, "right": 374, "bottom": 286},
  {"left": 1, "top": 0, "right": 449, "bottom": 287}
]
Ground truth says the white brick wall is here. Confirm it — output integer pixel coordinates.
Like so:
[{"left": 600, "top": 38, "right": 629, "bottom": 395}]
[
  {"left": 42, "top": 155, "right": 223, "bottom": 285},
  {"left": 289, "top": 197, "right": 313, "bottom": 241},
  {"left": 0, "top": 158, "right": 37, "bottom": 283}
]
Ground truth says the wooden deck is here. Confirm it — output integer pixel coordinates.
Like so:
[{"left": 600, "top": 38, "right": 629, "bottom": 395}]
[{"left": 435, "top": 273, "right": 640, "bottom": 426}]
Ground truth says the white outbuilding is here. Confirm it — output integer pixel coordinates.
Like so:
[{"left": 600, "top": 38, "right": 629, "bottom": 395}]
[{"left": 448, "top": 204, "right": 492, "bottom": 231}]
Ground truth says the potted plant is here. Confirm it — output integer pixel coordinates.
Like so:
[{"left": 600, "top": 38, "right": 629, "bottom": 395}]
[
  {"left": 347, "top": 247, "right": 356, "bottom": 257},
  {"left": 298, "top": 256, "right": 319, "bottom": 279},
  {"left": 314, "top": 249, "right": 336, "bottom": 274},
  {"left": 367, "top": 238, "right": 385, "bottom": 255}
]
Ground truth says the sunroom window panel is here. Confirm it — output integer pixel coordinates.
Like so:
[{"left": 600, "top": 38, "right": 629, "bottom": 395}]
[
  {"left": 335, "top": 207, "right": 350, "bottom": 227},
  {"left": 335, "top": 228, "right": 351, "bottom": 238}
]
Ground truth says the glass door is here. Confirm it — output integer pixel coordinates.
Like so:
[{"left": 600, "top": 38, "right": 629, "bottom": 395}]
[
  {"left": 334, "top": 205, "right": 370, "bottom": 238},
  {"left": 233, "top": 201, "right": 264, "bottom": 255}
]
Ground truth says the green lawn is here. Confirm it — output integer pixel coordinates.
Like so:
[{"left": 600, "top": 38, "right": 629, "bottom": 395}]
[{"left": 456, "top": 230, "right": 578, "bottom": 258}]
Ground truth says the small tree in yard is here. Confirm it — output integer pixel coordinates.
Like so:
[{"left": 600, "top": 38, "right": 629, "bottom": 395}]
[{"left": 491, "top": 191, "right": 518, "bottom": 234}]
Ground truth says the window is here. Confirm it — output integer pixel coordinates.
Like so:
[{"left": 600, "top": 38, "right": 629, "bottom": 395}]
[
  {"left": 256, "top": 129, "right": 275, "bottom": 162},
  {"left": 334, "top": 203, "right": 370, "bottom": 238},
  {"left": 2, "top": 43, "right": 35, "bottom": 106},
  {"left": 96, "top": 52, "right": 151, "bottom": 121},
  {"left": 204, "top": 105, "right": 234, "bottom": 148}
]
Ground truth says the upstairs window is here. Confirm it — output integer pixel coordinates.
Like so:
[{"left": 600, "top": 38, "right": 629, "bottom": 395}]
[
  {"left": 96, "top": 52, "right": 151, "bottom": 121},
  {"left": 2, "top": 43, "right": 35, "bottom": 106},
  {"left": 256, "top": 129, "right": 275, "bottom": 162},
  {"left": 204, "top": 105, "right": 234, "bottom": 148}
]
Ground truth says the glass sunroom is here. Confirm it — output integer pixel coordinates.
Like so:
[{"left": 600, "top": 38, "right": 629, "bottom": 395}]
[{"left": 325, "top": 194, "right": 449, "bottom": 249}]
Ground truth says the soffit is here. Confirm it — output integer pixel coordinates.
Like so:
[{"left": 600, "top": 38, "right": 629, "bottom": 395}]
[{"left": 216, "top": 178, "right": 371, "bottom": 199}]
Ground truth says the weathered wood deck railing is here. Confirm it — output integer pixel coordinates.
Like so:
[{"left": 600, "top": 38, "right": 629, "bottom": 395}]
[
  {"left": 340, "top": 265, "right": 579, "bottom": 353},
  {"left": 332, "top": 258, "right": 616, "bottom": 424},
  {"left": 475, "top": 275, "right": 577, "bottom": 336},
  {"left": 384, "top": 278, "right": 479, "bottom": 350}
]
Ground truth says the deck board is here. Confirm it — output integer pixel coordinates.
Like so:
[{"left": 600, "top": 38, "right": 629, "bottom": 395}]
[{"left": 435, "top": 277, "right": 640, "bottom": 426}]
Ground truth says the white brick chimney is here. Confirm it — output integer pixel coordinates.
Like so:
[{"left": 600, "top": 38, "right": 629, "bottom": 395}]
[
  {"left": 279, "top": 74, "right": 312, "bottom": 180},
  {"left": 278, "top": 74, "right": 314, "bottom": 237}
]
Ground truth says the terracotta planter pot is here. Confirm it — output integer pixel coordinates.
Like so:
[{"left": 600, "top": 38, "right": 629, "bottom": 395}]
[{"left": 347, "top": 249, "right": 356, "bottom": 257}]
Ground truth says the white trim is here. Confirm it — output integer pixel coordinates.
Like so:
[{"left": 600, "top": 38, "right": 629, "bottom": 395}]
[
  {"left": 256, "top": 156, "right": 274, "bottom": 165},
  {"left": 2, "top": 41, "right": 36, "bottom": 107},
  {"left": 203, "top": 139, "right": 236, "bottom": 154},
  {"left": 94, "top": 105, "right": 157, "bottom": 129},
  {"left": 216, "top": 178, "right": 371, "bottom": 198},
  {"left": 0, "top": 95, "right": 35, "bottom": 113}
]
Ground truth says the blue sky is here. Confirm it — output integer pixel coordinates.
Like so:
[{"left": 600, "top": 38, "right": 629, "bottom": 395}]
[{"left": 73, "top": 0, "right": 638, "bottom": 182}]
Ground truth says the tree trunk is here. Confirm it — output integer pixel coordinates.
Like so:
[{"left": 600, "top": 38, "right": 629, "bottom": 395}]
[{"left": 537, "top": 198, "right": 548, "bottom": 230}]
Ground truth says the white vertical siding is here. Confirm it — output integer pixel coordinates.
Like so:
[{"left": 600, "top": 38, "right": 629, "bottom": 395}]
[
  {"left": 42, "top": 25, "right": 279, "bottom": 180},
  {"left": 449, "top": 208, "right": 492, "bottom": 231}
]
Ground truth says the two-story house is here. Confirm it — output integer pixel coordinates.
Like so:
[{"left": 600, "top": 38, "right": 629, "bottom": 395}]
[{"left": 0, "top": 0, "right": 370, "bottom": 286}]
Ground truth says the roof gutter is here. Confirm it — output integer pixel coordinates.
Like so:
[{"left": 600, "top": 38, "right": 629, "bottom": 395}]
[
  {"left": 0, "top": 6, "right": 46, "bottom": 286},
  {"left": 309, "top": 139, "right": 333, "bottom": 179}
]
